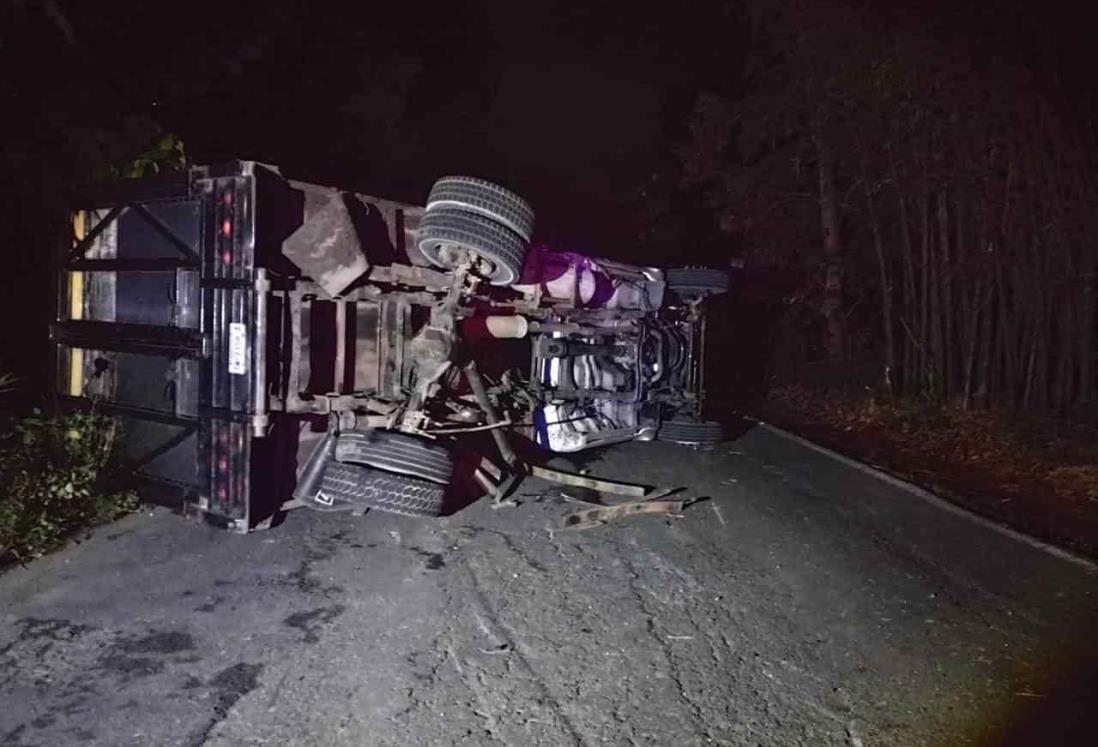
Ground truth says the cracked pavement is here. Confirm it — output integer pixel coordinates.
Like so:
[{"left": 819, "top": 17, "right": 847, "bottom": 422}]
[{"left": 2, "top": 424, "right": 1097, "bottom": 746}]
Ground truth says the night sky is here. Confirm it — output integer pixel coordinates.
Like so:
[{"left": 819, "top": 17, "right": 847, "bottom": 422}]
[
  {"left": 2, "top": 1, "right": 1091, "bottom": 247},
  {"left": 1, "top": 1, "right": 743, "bottom": 253}
]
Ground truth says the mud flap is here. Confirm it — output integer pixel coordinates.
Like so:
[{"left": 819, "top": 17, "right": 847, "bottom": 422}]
[{"left": 289, "top": 428, "right": 346, "bottom": 511}]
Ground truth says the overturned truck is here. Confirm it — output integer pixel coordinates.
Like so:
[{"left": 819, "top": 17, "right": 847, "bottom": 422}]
[{"left": 53, "top": 162, "right": 728, "bottom": 530}]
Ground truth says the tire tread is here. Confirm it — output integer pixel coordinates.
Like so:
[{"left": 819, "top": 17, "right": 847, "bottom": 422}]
[{"left": 319, "top": 463, "right": 446, "bottom": 517}]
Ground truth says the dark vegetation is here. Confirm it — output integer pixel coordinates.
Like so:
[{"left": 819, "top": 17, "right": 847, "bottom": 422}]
[
  {"left": 0, "top": 0, "right": 1095, "bottom": 553},
  {"left": 672, "top": 0, "right": 1098, "bottom": 551},
  {"left": 680, "top": 1, "right": 1097, "bottom": 417},
  {"left": 0, "top": 409, "right": 138, "bottom": 564}
]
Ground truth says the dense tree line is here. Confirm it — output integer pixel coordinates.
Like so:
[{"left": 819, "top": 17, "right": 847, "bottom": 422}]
[{"left": 679, "top": 0, "right": 1097, "bottom": 415}]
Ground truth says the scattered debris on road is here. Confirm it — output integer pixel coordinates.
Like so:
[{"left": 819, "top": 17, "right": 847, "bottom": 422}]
[
  {"left": 528, "top": 463, "right": 696, "bottom": 530},
  {"left": 711, "top": 504, "right": 728, "bottom": 526},
  {"left": 561, "top": 498, "right": 690, "bottom": 530}
]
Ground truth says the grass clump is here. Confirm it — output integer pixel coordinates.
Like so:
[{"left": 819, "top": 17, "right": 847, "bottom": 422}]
[{"left": 1, "top": 409, "right": 139, "bottom": 564}]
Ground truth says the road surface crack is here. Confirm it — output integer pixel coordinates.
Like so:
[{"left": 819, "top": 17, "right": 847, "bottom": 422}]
[
  {"left": 476, "top": 527, "right": 550, "bottom": 575},
  {"left": 614, "top": 538, "right": 716, "bottom": 745},
  {"left": 463, "top": 561, "right": 585, "bottom": 746},
  {"left": 445, "top": 642, "right": 510, "bottom": 745}
]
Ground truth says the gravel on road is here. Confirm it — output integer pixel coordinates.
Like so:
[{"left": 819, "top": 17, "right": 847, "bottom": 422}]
[{"left": 2, "top": 425, "right": 1096, "bottom": 746}]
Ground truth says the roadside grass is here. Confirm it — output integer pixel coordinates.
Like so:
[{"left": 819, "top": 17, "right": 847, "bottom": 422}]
[
  {"left": 760, "top": 384, "right": 1098, "bottom": 555},
  {"left": 1, "top": 409, "right": 140, "bottom": 567}
]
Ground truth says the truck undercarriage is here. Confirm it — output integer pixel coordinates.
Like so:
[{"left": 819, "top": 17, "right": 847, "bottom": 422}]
[{"left": 53, "top": 162, "right": 728, "bottom": 530}]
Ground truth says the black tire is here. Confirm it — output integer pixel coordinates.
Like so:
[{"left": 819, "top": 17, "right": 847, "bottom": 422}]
[
  {"left": 417, "top": 208, "right": 527, "bottom": 286},
  {"left": 426, "top": 176, "right": 535, "bottom": 241},
  {"left": 319, "top": 463, "right": 446, "bottom": 518},
  {"left": 335, "top": 429, "right": 453, "bottom": 485},
  {"left": 657, "top": 419, "right": 724, "bottom": 444},
  {"left": 666, "top": 267, "right": 730, "bottom": 297}
]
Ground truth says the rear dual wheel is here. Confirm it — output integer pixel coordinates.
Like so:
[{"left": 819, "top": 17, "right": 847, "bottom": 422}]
[
  {"left": 426, "top": 176, "right": 534, "bottom": 240},
  {"left": 417, "top": 176, "right": 535, "bottom": 286},
  {"left": 312, "top": 430, "right": 453, "bottom": 517},
  {"left": 317, "top": 464, "right": 446, "bottom": 518}
]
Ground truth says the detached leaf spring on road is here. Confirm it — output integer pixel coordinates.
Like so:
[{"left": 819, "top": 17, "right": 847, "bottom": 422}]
[
  {"left": 560, "top": 496, "right": 705, "bottom": 531},
  {"left": 528, "top": 462, "right": 701, "bottom": 530}
]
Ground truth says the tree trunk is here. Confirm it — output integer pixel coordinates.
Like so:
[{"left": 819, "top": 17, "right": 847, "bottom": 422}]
[
  {"left": 1054, "top": 306, "right": 1073, "bottom": 414},
  {"left": 976, "top": 281, "right": 995, "bottom": 407},
  {"left": 996, "top": 157, "right": 1016, "bottom": 405},
  {"left": 891, "top": 148, "right": 918, "bottom": 395},
  {"left": 962, "top": 280, "right": 988, "bottom": 410},
  {"left": 1081, "top": 268, "right": 1096, "bottom": 406},
  {"left": 938, "top": 190, "right": 953, "bottom": 398},
  {"left": 928, "top": 193, "right": 943, "bottom": 398},
  {"left": 859, "top": 138, "right": 894, "bottom": 396},
  {"left": 919, "top": 191, "right": 931, "bottom": 391},
  {"left": 869, "top": 193, "right": 895, "bottom": 395},
  {"left": 814, "top": 133, "right": 845, "bottom": 361},
  {"left": 900, "top": 204, "right": 918, "bottom": 394}
]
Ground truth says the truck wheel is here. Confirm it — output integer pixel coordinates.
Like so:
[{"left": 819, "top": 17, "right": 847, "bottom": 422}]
[
  {"left": 335, "top": 429, "right": 453, "bottom": 485},
  {"left": 426, "top": 176, "right": 535, "bottom": 241},
  {"left": 666, "top": 267, "right": 730, "bottom": 298},
  {"left": 417, "top": 208, "right": 528, "bottom": 286},
  {"left": 657, "top": 418, "right": 724, "bottom": 444},
  {"left": 318, "top": 463, "right": 446, "bottom": 517}
]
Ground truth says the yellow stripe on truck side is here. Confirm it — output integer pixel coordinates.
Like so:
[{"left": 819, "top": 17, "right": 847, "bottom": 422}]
[{"left": 69, "top": 210, "right": 85, "bottom": 396}]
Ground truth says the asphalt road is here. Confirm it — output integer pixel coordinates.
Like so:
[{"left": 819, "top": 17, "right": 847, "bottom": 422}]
[{"left": 2, "top": 423, "right": 1097, "bottom": 746}]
